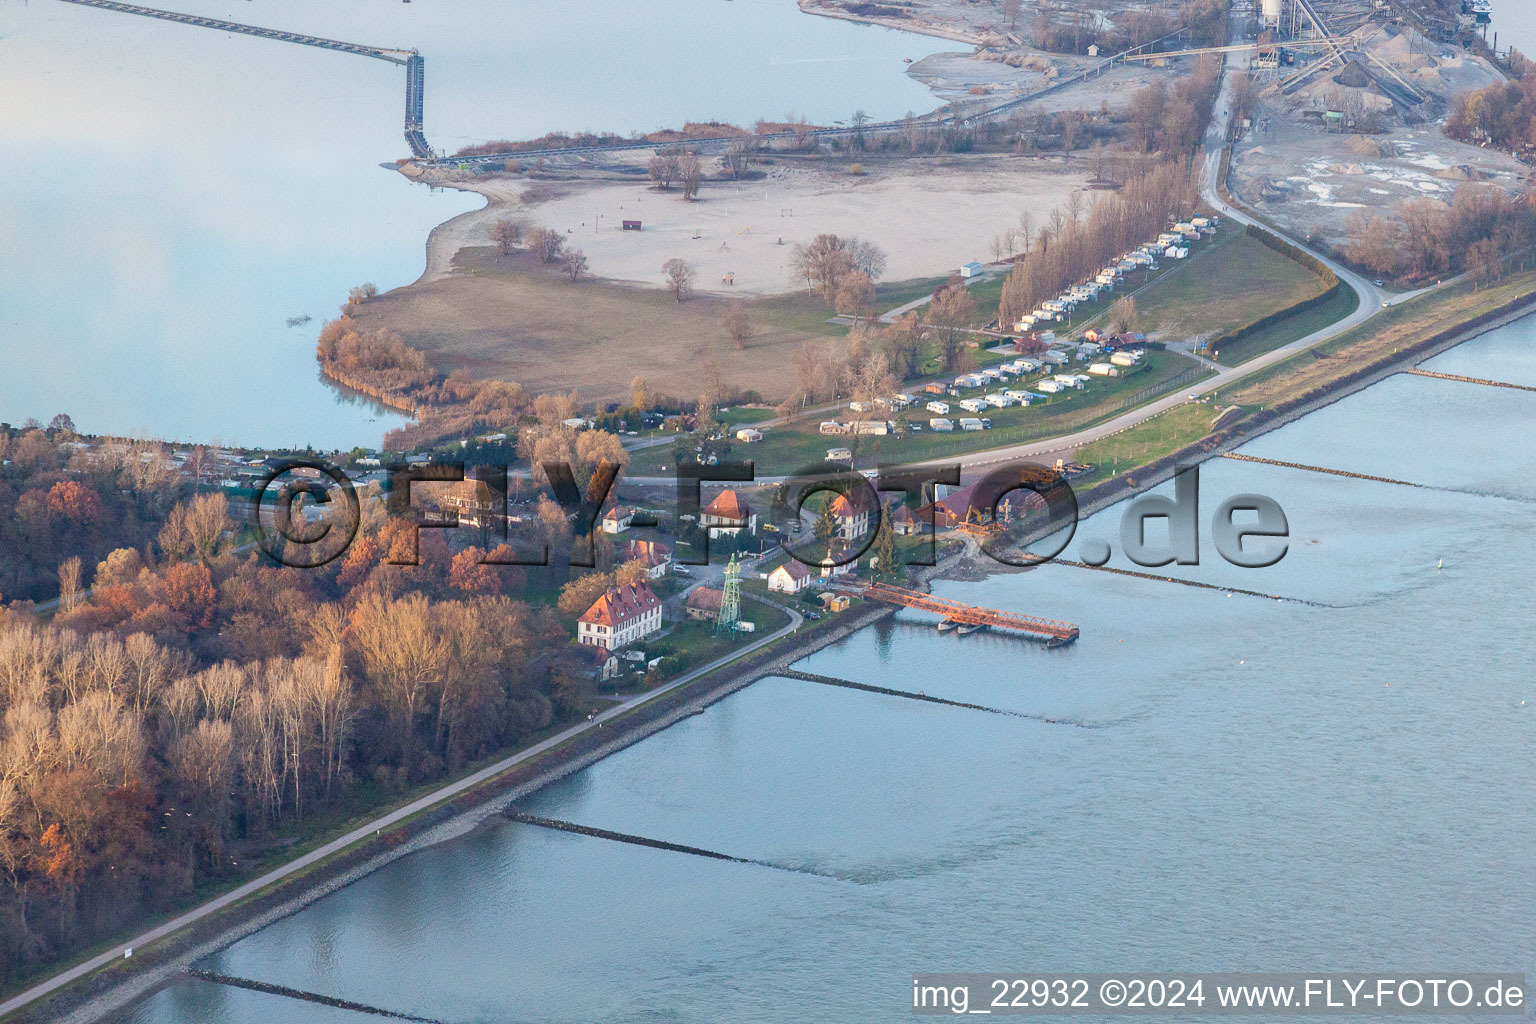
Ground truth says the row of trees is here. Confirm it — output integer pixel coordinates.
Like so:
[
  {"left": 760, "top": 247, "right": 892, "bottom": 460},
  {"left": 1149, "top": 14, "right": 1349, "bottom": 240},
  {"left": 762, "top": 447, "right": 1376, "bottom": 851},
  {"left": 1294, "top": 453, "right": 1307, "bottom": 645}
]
[
  {"left": 0, "top": 425, "right": 196, "bottom": 606},
  {"left": 790, "top": 234, "right": 889, "bottom": 303},
  {"left": 1343, "top": 181, "right": 1536, "bottom": 283},
  {"left": 998, "top": 157, "right": 1205, "bottom": 323},
  {"left": 488, "top": 220, "right": 589, "bottom": 280},
  {"left": 1, "top": 456, "right": 652, "bottom": 975},
  {"left": 1445, "top": 51, "right": 1536, "bottom": 154}
]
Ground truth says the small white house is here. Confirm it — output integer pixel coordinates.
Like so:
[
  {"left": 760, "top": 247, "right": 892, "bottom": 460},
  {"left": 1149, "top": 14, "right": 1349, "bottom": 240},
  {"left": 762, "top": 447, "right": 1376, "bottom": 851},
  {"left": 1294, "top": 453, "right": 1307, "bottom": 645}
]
[
  {"left": 1088, "top": 362, "right": 1120, "bottom": 377},
  {"left": 1037, "top": 380, "right": 1065, "bottom": 394},
  {"left": 1110, "top": 351, "right": 1141, "bottom": 368},
  {"left": 1053, "top": 374, "right": 1085, "bottom": 389},
  {"left": 820, "top": 421, "right": 847, "bottom": 435},
  {"left": 848, "top": 400, "right": 873, "bottom": 413},
  {"left": 1042, "top": 350, "right": 1069, "bottom": 366},
  {"left": 1004, "top": 389, "right": 1034, "bottom": 403},
  {"left": 929, "top": 418, "right": 955, "bottom": 431},
  {"left": 959, "top": 261, "right": 985, "bottom": 278},
  {"left": 959, "top": 417, "right": 989, "bottom": 431},
  {"left": 926, "top": 400, "right": 950, "bottom": 415},
  {"left": 768, "top": 561, "right": 815, "bottom": 594},
  {"left": 984, "top": 393, "right": 1015, "bottom": 408},
  {"left": 1016, "top": 359, "right": 1041, "bottom": 373},
  {"left": 1014, "top": 317, "right": 1036, "bottom": 332},
  {"left": 826, "top": 447, "right": 854, "bottom": 461},
  {"left": 959, "top": 398, "right": 988, "bottom": 414},
  {"left": 735, "top": 427, "right": 763, "bottom": 443}
]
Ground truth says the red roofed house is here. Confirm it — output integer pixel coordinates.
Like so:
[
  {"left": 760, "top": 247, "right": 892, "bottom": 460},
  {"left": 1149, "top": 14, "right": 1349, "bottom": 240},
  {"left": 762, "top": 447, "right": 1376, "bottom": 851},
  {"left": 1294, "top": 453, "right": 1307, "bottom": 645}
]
[
  {"left": 767, "top": 560, "right": 814, "bottom": 594},
  {"left": 685, "top": 586, "right": 724, "bottom": 622},
  {"left": 917, "top": 480, "right": 1035, "bottom": 531},
  {"left": 621, "top": 538, "right": 673, "bottom": 579},
  {"left": 602, "top": 505, "right": 637, "bottom": 534},
  {"left": 828, "top": 491, "right": 873, "bottom": 542},
  {"left": 700, "top": 488, "right": 757, "bottom": 536},
  {"left": 887, "top": 502, "right": 920, "bottom": 536},
  {"left": 577, "top": 581, "right": 663, "bottom": 651},
  {"left": 438, "top": 478, "right": 502, "bottom": 530}
]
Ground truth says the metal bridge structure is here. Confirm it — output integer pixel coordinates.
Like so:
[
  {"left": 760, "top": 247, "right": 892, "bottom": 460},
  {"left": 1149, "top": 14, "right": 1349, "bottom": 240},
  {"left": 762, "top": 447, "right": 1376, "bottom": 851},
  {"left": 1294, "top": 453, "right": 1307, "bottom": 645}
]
[
  {"left": 854, "top": 582, "right": 1080, "bottom": 645},
  {"left": 51, "top": 0, "right": 433, "bottom": 157}
]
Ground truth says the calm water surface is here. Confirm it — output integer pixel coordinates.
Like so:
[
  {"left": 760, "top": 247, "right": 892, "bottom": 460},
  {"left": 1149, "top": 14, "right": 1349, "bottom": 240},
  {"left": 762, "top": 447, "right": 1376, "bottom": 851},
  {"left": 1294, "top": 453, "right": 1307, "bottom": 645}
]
[
  {"left": 1, "top": 0, "right": 945, "bottom": 447},
  {"left": 121, "top": 324, "right": 1536, "bottom": 1022}
]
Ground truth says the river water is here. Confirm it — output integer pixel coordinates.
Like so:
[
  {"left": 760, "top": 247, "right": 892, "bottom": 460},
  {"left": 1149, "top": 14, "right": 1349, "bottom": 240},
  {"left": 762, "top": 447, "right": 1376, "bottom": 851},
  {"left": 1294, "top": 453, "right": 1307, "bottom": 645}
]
[
  {"left": 0, "top": 0, "right": 944, "bottom": 448},
  {"left": 117, "top": 318, "right": 1536, "bottom": 1022}
]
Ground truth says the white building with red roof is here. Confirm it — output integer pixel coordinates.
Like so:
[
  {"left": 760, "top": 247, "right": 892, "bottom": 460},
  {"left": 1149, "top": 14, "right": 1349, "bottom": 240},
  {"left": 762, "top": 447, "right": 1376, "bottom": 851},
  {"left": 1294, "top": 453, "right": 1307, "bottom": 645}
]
[
  {"left": 576, "top": 581, "right": 663, "bottom": 651},
  {"left": 700, "top": 488, "right": 756, "bottom": 536},
  {"left": 621, "top": 538, "right": 673, "bottom": 579},
  {"left": 767, "top": 560, "right": 814, "bottom": 594},
  {"left": 828, "top": 491, "right": 874, "bottom": 542}
]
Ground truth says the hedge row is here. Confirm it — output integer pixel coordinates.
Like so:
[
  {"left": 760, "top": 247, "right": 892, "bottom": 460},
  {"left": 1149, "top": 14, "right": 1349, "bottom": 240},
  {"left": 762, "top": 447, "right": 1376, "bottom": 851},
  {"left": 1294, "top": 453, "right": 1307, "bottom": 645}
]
[
  {"left": 1195, "top": 225, "right": 1348, "bottom": 356},
  {"left": 1243, "top": 223, "right": 1340, "bottom": 286}
]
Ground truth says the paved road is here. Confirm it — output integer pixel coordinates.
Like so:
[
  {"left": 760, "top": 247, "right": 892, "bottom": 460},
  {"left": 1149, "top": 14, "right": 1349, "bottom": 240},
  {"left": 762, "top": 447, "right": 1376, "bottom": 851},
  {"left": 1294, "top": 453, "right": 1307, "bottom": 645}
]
[
  {"left": 0, "top": 599, "right": 802, "bottom": 1021},
  {"left": 908, "top": 52, "right": 1438, "bottom": 479}
]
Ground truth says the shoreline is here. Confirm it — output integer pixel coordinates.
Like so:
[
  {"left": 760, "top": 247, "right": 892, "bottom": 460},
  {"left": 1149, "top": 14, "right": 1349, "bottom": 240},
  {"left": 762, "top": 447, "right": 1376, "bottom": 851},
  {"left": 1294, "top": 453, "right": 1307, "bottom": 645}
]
[
  {"left": 18, "top": 291, "right": 1535, "bottom": 1024},
  {"left": 795, "top": 0, "right": 983, "bottom": 46},
  {"left": 17, "top": 597, "right": 898, "bottom": 1024}
]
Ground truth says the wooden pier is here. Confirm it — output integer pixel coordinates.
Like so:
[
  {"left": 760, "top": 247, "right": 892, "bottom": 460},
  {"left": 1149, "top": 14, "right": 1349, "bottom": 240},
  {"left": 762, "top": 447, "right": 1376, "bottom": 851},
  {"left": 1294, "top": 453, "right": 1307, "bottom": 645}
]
[{"left": 853, "top": 582, "right": 1080, "bottom": 645}]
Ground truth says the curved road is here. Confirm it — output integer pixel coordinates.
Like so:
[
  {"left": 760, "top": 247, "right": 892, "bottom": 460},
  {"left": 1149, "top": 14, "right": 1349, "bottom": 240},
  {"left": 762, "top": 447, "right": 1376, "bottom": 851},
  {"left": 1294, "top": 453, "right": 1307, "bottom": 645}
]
[
  {"left": 0, "top": 44, "right": 1453, "bottom": 1023},
  {"left": 0, "top": 601, "right": 802, "bottom": 1020},
  {"left": 941, "top": 49, "right": 1435, "bottom": 477}
]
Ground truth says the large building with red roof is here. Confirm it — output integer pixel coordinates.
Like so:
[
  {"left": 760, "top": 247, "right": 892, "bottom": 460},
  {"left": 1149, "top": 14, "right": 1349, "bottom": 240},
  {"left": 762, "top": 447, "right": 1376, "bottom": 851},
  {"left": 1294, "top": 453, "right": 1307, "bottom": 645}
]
[{"left": 576, "top": 581, "right": 663, "bottom": 651}]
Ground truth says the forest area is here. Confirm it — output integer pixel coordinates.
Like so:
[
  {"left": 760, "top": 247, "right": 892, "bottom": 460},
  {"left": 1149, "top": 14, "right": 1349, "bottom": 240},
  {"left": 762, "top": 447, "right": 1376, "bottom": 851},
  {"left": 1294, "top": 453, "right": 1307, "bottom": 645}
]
[{"left": 0, "top": 424, "right": 678, "bottom": 983}]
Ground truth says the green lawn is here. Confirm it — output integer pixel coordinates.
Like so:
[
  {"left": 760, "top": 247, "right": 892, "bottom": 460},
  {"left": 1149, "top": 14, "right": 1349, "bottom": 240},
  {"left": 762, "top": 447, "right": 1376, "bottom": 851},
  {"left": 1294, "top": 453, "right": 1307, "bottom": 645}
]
[
  {"left": 1070, "top": 402, "right": 1226, "bottom": 488},
  {"left": 1133, "top": 229, "right": 1329, "bottom": 341},
  {"left": 1208, "top": 283, "right": 1360, "bottom": 366},
  {"left": 718, "top": 406, "right": 778, "bottom": 424}
]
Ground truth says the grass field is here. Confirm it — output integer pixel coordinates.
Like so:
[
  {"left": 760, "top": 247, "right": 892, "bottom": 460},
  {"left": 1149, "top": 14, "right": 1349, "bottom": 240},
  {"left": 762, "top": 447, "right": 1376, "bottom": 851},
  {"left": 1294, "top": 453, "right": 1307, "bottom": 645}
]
[
  {"left": 1069, "top": 402, "right": 1223, "bottom": 489},
  {"left": 356, "top": 247, "right": 847, "bottom": 405},
  {"left": 1229, "top": 268, "right": 1536, "bottom": 409},
  {"left": 1132, "top": 230, "right": 1329, "bottom": 341},
  {"left": 1209, "top": 284, "right": 1360, "bottom": 366}
]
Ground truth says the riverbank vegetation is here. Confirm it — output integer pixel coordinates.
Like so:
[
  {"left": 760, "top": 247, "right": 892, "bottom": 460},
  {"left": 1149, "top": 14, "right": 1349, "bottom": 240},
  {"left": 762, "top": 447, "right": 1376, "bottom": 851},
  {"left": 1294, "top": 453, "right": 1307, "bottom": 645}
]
[
  {"left": 1444, "top": 51, "right": 1536, "bottom": 158},
  {"left": 0, "top": 423, "right": 199, "bottom": 605},
  {"left": 1343, "top": 181, "right": 1536, "bottom": 286},
  {"left": 0, "top": 470, "right": 671, "bottom": 981}
]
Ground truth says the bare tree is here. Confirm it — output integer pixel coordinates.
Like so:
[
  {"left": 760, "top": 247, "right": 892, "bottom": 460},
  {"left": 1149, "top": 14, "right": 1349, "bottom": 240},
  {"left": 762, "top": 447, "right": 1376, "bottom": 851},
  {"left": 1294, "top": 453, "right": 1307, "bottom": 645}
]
[
  {"left": 560, "top": 249, "right": 589, "bottom": 281},
  {"left": 1017, "top": 211, "right": 1036, "bottom": 254},
  {"left": 722, "top": 301, "right": 754, "bottom": 348},
  {"left": 1001, "top": 0, "right": 1022, "bottom": 29},
  {"left": 648, "top": 149, "right": 682, "bottom": 190},
  {"left": 835, "top": 270, "right": 876, "bottom": 323},
  {"left": 527, "top": 227, "right": 565, "bottom": 264},
  {"left": 928, "top": 285, "right": 978, "bottom": 372},
  {"left": 679, "top": 152, "right": 703, "bottom": 201},
  {"left": 58, "top": 557, "right": 83, "bottom": 613},
  {"left": 849, "top": 238, "right": 888, "bottom": 281},
  {"left": 724, "top": 140, "right": 751, "bottom": 179},
  {"left": 159, "top": 493, "right": 231, "bottom": 565},
  {"left": 662, "top": 258, "right": 696, "bottom": 302},
  {"left": 488, "top": 218, "right": 522, "bottom": 255},
  {"left": 1108, "top": 294, "right": 1139, "bottom": 334}
]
